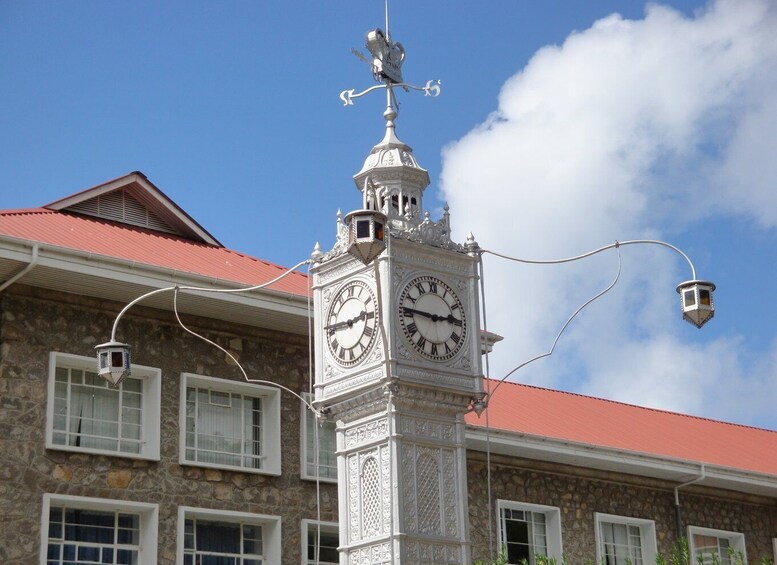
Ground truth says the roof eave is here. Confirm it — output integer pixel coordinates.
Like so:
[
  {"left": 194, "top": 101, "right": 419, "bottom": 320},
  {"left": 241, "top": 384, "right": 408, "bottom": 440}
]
[
  {"left": 465, "top": 426, "right": 777, "bottom": 498},
  {"left": 0, "top": 234, "right": 311, "bottom": 334}
]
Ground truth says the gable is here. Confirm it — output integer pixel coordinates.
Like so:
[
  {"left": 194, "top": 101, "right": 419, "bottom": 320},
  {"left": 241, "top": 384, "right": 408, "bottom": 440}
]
[
  {"left": 65, "top": 188, "right": 178, "bottom": 234},
  {"left": 44, "top": 171, "right": 221, "bottom": 246}
]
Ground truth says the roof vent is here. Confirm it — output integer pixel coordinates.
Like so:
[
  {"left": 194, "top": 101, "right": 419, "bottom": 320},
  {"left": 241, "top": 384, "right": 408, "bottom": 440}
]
[{"left": 68, "top": 189, "right": 177, "bottom": 234}]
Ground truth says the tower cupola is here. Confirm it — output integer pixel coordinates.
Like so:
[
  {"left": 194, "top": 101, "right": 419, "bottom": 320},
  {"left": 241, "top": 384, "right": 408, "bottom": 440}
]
[{"left": 353, "top": 104, "right": 430, "bottom": 235}]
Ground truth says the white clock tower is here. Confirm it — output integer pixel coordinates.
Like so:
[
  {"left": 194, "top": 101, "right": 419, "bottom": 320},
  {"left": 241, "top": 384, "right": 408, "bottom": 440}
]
[{"left": 311, "top": 22, "right": 484, "bottom": 565}]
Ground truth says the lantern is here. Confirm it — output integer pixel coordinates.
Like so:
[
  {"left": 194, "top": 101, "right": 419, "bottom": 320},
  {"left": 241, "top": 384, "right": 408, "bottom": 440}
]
[
  {"left": 95, "top": 341, "right": 132, "bottom": 387},
  {"left": 343, "top": 209, "right": 387, "bottom": 265},
  {"left": 676, "top": 280, "right": 716, "bottom": 328}
]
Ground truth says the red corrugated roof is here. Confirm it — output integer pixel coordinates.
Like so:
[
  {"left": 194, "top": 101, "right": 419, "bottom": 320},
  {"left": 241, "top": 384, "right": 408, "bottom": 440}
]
[
  {"left": 0, "top": 208, "right": 309, "bottom": 297},
  {"left": 467, "top": 380, "right": 777, "bottom": 476}
]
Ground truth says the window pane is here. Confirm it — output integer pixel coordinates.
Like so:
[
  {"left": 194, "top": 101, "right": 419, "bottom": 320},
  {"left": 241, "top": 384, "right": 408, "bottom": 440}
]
[
  {"left": 501, "top": 508, "right": 550, "bottom": 565},
  {"left": 305, "top": 400, "right": 337, "bottom": 479},
  {"left": 308, "top": 524, "right": 339, "bottom": 564},
  {"left": 184, "top": 517, "right": 264, "bottom": 564},
  {"left": 601, "top": 522, "right": 643, "bottom": 565},
  {"left": 51, "top": 366, "right": 143, "bottom": 455},
  {"left": 185, "top": 384, "right": 263, "bottom": 471},
  {"left": 694, "top": 533, "right": 736, "bottom": 565},
  {"left": 47, "top": 506, "right": 141, "bottom": 565}
]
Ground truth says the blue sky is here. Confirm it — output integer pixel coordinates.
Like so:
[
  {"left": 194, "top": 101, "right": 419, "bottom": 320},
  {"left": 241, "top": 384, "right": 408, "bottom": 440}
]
[{"left": 2, "top": 1, "right": 776, "bottom": 428}]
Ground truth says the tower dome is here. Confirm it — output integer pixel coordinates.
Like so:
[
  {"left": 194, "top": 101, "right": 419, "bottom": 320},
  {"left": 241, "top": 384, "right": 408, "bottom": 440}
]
[{"left": 353, "top": 105, "right": 430, "bottom": 234}]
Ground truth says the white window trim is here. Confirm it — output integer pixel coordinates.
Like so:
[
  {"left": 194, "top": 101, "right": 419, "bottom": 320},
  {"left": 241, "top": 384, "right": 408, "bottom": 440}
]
[
  {"left": 40, "top": 493, "right": 159, "bottom": 565},
  {"left": 688, "top": 525, "right": 747, "bottom": 564},
  {"left": 496, "top": 500, "right": 563, "bottom": 563},
  {"left": 179, "top": 373, "right": 281, "bottom": 475},
  {"left": 773, "top": 538, "right": 776, "bottom": 565},
  {"left": 177, "top": 506, "right": 281, "bottom": 565},
  {"left": 301, "top": 519, "right": 339, "bottom": 565},
  {"left": 300, "top": 393, "right": 338, "bottom": 483},
  {"left": 45, "top": 351, "right": 161, "bottom": 460},
  {"left": 595, "top": 512, "right": 657, "bottom": 565}
]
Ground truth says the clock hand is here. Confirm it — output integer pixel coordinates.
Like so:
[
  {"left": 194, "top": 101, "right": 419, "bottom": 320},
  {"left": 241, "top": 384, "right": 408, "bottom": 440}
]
[
  {"left": 403, "top": 307, "right": 456, "bottom": 323},
  {"left": 324, "top": 320, "right": 350, "bottom": 331},
  {"left": 325, "top": 311, "right": 368, "bottom": 332}
]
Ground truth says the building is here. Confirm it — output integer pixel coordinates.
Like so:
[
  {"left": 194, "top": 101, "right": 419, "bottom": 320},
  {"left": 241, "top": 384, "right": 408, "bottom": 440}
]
[{"left": 1, "top": 169, "right": 776, "bottom": 564}]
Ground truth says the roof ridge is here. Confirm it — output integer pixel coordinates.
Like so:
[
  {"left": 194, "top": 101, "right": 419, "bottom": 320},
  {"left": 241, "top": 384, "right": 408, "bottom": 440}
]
[{"left": 487, "top": 379, "right": 777, "bottom": 434}]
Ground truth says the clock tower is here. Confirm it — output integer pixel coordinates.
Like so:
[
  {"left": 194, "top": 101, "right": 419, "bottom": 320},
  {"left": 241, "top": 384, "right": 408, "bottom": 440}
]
[{"left": 311, "top": 23, "right": 484, "bottom": 565}]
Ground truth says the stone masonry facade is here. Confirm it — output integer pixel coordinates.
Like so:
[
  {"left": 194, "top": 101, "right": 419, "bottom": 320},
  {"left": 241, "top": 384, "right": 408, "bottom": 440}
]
[
  {"left": 1, "top": 285, "right": 775, "bottom": 564},
  {"left": 467, "top": 454, "right": 777, "bottom": 564},
  {"left": 0, "top": 285, "right": 338, "bottom": 564}
]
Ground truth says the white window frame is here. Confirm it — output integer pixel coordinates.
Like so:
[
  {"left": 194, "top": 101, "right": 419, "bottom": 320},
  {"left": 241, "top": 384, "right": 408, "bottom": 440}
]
[
  {"left": 595, "top": 513, "right": 657, "bottom": 565},
  {"left": 496, "top": 500, "right": 563, "bottom": 564},
  {"left": 688, "top": 525, "right": 746, "bottom": 565},
  {"left": 40, "top": 493, "right": 158, "bottom": 565},
  {"left": 300, "top": 393, "right": 338, "bottom": 483},
  {"left": 773, "top": 538, "right": 776, "bottom": 565},
  {"left": 45, "top": 351, "right": 161, "bottom": 460},
  {"left": 179, "top": 373, "right": 281, "bottom": 475},
  {"left": 301, "top": 519, "right": 339, "bottom": 565},
  {"left": 177, "top": 506, "right": 281, "bottom": 565}
]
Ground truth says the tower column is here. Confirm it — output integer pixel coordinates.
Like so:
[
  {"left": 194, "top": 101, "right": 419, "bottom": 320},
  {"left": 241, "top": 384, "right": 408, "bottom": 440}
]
[{"left": 330, "top": 383, "right": 472, "bottom": 564}]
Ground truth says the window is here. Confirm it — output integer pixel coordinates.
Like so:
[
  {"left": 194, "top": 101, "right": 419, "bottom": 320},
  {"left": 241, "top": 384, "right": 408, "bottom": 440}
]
[
  {"left": 41, "top": 494, "right": 158, "bottom": 565},
  {"left": 688, "top": 526, "right": 746, "bottom": 565},
  {"left": 301, "top": 393, "right": 337, "bottom": 482},
  {"left": 177, "top": 507, "right": 281, "bottom": 565},
  {"left": 302, "top": 520, "right": 339, "bottom": 565},
  {"left": 180, "top": 373, "right": 281, "bottom": 475},
  {"left": 497, "top": 501, "right": 562, "bottom": 565},
  {"left": 46, "top": 352, "right": 161, "bottom": 460},
  {"left": 595, "top": 513, "right": 657, "bottom": 565}
]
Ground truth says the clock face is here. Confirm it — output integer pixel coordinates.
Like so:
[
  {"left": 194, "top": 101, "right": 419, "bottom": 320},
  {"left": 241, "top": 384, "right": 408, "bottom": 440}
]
[
  {"left": 325, "top": 280, "right": 379, "bottom": 366},
  {"left": 398, "top": 275, "right": 467, "bottom": 361}
]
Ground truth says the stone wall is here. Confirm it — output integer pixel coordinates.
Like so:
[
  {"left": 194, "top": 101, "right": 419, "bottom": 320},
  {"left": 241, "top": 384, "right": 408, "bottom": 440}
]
[
  {"left": 467, "top": 452, "right": 777, "bottom": 564},
  {"left": 1, "top": 285, "right": 775, "bottom": 564},
  {"left": 0, "top": 285, "right": 337, "bottom": 564}
]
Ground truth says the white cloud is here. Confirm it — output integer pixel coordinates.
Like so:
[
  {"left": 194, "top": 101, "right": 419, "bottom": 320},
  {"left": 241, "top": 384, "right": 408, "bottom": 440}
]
[{"left": 441, "top": 0, "right": 777, "bottom": 427}]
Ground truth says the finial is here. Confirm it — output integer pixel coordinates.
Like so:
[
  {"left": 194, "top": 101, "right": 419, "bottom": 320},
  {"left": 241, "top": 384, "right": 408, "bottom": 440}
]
[
  {"left": 465, "top": 232, "right": 480, "bottom": 256},
  {"left": 311, "top": 242, "right": 324, "bottom": 263}
]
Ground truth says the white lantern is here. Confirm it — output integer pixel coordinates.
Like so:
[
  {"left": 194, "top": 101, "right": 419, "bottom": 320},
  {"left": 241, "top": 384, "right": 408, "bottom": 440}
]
[
  {"left": 676, "top": 280, "right": 716, "bottom": 328},
  {"left": 95, "top": 341, "right": 132, "bottom": 387},
  {"left": 344, "top": 209, "right": 387, "bottom": 265}
]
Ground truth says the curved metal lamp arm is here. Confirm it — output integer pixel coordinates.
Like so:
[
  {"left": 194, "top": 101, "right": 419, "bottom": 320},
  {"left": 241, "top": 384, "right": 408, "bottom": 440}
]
[
  {"left": 107, "top": 258, "right": 311, "bottom": 342},
  {"left": 484, "top": 239, "right": 697, "bottom": 280},
  {"left": 487, "top": 246, "right": 623, "bottom": 400},
  {"left": 480, "top": 238, "right": 713, "bottom": 405}
]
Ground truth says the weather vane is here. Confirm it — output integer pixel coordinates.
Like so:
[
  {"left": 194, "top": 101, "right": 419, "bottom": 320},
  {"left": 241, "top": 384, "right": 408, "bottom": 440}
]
[{"left": 339, "top": 0, "right": 441, "bottom": 110}]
